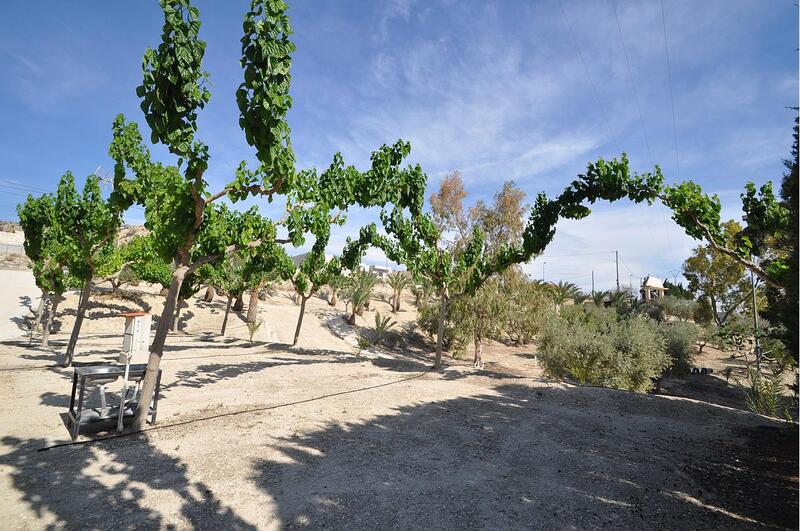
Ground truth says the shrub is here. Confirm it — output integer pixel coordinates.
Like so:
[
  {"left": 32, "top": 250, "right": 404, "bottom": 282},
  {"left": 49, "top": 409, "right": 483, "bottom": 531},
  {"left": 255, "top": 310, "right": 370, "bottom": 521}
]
[
  {"left": 537, "top": 307, "right": 670, "bottom": 392},
  {"left": 735, "top": 366, "right": 790, "bottom": 419},
  {"left": 372, "top": 311, "right": 396, "bottom": 345},
  {"left": 693, "top": 297, "right": 715, "bottom": 326},
  {"left": 660, "top": 321, "right": 698, "bottom": 375}
]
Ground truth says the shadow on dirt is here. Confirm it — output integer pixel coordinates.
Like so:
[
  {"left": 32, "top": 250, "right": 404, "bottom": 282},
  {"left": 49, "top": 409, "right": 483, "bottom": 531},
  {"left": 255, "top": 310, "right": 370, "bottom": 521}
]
[
  {"left": 0, "top": 433, "right": 255, "bottom": 529},
  {"left": 0, "top": 384, "right": 796, "bottom": 528},
  {"left": 247, "top": 384, "right": 798, "bottom": 529}
]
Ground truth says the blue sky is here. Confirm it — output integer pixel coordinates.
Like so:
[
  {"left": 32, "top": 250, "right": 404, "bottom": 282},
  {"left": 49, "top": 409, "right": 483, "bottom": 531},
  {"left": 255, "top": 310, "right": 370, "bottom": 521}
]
[{"left": 0, "top": 0, "right": 796, "bottom": 292}]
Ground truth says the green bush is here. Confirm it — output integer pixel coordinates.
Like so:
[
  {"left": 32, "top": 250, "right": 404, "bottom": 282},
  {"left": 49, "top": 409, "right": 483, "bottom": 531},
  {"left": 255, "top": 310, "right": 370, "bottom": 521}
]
[
  {"left": 660, "top": 321, "right": 698, "bottom": 375},
  {"left": 693, "top": 297, "right": 715, "bottom": 326},
  {"left": 537, "top": 307, "right": 670, "bottom": 392}
]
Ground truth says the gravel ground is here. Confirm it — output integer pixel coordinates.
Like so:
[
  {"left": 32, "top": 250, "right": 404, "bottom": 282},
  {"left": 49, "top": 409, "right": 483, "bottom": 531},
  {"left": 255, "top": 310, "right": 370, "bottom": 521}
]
[{"left": 0, "top": 275, "right": 796, "bottom": 529}]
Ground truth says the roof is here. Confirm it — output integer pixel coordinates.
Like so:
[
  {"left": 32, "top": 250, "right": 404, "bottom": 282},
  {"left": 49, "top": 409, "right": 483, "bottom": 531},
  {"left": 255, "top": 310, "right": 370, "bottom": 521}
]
[{"left": 642, "top": 276, "right": 666, "bottom": 290}]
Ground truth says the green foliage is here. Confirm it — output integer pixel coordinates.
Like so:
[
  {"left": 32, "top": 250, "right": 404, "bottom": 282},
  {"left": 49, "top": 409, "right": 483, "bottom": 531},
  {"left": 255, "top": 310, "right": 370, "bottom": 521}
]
[
  {"left": 124, "top": 235, "right": 174, "bottom": 289},
  {"left": 548, "top": 281, "right": 582, "bottom": 307},
  {"left": 504, "top": 273, "right": 549, "bottom": 345},
  {"left": 652, "top": 295, "right": 697, "bottom": 322},
  {"left": 682, "top": 220, "right": 748, "bottom": 325},
  {"left": 137, "top": 0, "right": 210, "bottom": 166},
  {"left": 343, "top": 272, "right": 379, "bottom": 324},
  {"left": 237, "top": 0, "right": 295, "bottom": 179},
  {"left": 372, "top": 311, "right": 396, "bottom": 345},
  {"left": 693, "top": 297, "right": 715, "bottom": 326},
  {"left": 386, "top": 271, "right": 410, "bottom": 312},
  {"left": 660, "top": 321, "right": 698, "bottom": 375},
  {"left": 664, "top": 279, "right": 693, "bottom": 299},
  {"left": 759, "top": 118, "right": 798, "bottom": 362},
  {"left": 537, "top": 306, "right": 670, "bottom": 392},
  {"left": 54, "top": 172, "right": 121, "bottom": 281},
  {"left": 17, "top": 193, "right": 73, "bottom": 296},
  {"left": 449, "top": 278, "right": 510, "bottom": 350},
  {"left": 734, "top": 366, "right": 790, "bottom": 419}
]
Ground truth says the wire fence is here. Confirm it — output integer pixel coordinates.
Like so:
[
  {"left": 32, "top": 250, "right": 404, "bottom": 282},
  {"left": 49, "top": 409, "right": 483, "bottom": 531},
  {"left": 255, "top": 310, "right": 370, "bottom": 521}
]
[{"left": 0, "top": 244, "right": 25, "bottom": 257}]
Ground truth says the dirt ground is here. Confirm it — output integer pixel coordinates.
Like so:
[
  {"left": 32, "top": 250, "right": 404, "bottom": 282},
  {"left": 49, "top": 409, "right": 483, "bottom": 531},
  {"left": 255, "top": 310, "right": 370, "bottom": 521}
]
[{"left": 0, "top": 272, "right": 797, "bottom": 529}]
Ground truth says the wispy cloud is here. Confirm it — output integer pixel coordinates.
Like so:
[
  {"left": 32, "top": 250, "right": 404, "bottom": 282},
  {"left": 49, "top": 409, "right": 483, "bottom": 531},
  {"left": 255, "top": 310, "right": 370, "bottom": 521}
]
[{"left": 3, "top": 49, "right": 106, "bottom": 112}]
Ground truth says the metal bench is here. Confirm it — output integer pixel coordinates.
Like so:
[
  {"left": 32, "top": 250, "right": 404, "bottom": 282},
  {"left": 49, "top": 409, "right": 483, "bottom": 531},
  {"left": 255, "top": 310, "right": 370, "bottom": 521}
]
[{"left": 67, "top": 364, "right": 162, "bottom": 440}]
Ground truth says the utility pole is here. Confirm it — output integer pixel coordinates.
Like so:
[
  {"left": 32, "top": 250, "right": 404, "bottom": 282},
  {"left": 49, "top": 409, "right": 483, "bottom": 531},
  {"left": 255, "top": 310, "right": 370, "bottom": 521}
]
[
  {"left": 591, "top": 270, "right": 595, "bottom": 296},
  {"left": 542, "top": 262, "right": 546, "bottom": 282},
  {"left": 615, "top": 250, "right": 620, "bottom": 292}
]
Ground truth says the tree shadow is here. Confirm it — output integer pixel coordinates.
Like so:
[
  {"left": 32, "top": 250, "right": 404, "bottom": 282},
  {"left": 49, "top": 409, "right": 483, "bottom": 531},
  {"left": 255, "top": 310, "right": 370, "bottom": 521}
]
[
  {"left": 160, "top": 355, "right": 363, "bottom": 393},
  {"left": 0, "top": 434, "right": 255, "bottom": 529},
  {"left": 250, "top": 384, "right": 798, "bottom": 529}
]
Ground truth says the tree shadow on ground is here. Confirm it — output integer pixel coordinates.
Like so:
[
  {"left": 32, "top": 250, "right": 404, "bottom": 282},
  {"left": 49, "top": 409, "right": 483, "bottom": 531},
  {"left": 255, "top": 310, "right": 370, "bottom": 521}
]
[
  {"left": 0, "top": 434, "right": 255, "bottom": 529},
  {"left": 160, "top": 355, "right": 363, "bottom": 393},
  {"left": 249, "top": 384, "right": 798, "bottom": 529}
]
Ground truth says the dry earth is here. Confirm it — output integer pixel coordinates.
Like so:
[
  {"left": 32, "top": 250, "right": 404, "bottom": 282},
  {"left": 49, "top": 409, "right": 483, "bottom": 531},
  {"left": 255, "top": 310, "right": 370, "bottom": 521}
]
[{"left": 0, "top": 269, "right": 796, "bottom": 530}]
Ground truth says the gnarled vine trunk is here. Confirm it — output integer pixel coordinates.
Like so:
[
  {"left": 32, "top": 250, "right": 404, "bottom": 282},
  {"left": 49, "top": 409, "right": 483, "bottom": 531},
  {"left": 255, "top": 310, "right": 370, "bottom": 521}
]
[
  {"left": 473, "top": 336, "right": 484, "bottom": 369},
  {"left": 221, "top": 293, "right": 233, "bottom": 336},
  {"left": 328, "top": 287, "right": 337, "bottom": 306},
  {"left": 132, "top": 265, "right": 187, "bottom": 430},
  {"left": 203, "top": 285, "right": 216, "bottom": 302},
  {"left": 293, "top": 294, "right": 309, "bottom": 346},
  {"left": 233, "top": 292, "right": 244, "bottom": 312},
  {"left": 246, "top": 281, "right": 262, "bottom": 323},
  {"left": 33, "top": 289, "right": 48, "bottom": 332},
  {"left": 41, "top": 294, "right": 62, "bottom": 348},
  {"left": 63, "top": 278, "right": 92, "bottom": 367}
]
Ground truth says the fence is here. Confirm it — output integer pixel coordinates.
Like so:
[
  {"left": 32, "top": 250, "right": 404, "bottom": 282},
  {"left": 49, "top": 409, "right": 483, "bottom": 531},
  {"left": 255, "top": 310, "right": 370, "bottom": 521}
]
[{"left": 0, "top": 244, "right": 25, "bottom": 257}]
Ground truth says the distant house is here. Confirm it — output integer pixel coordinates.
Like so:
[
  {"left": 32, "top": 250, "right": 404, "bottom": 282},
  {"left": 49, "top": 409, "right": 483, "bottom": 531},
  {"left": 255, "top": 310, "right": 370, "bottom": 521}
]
[
  {"left": 640, "top": 276, "right": 667, "bottom": 302},
  {"left": 368, "top": 265, "right": 393, "bottom": 279}
]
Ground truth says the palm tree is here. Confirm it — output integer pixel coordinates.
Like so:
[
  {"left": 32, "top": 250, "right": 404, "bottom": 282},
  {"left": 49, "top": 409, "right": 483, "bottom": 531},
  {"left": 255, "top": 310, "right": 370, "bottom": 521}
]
[
  {"left": 591, "top": 290, "right": 610, "bottom": 307},
  {"left": 345, "top": 272, "right": 379, "bottom": 325},
  {"left": 548, "top": 281, "right": 581, "bottom": 307},
  {"left": 386, "top": 272, "right": 410, "bottom": 312}
]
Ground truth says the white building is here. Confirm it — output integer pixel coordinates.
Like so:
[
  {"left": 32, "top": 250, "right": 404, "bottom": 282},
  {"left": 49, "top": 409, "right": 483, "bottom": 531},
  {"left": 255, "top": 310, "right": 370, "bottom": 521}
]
[
  {"left": 640, "top": 276, "right": 667, "bottom": 302},
  {"left": 368, "top": 265, "right": 393, "bottom": 279}
]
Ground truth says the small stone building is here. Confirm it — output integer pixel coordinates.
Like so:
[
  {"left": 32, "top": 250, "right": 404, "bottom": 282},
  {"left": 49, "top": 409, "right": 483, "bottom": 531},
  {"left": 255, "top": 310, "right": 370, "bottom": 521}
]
[{"left": 640, "top": 276, "right": 667, "bottom": 302}]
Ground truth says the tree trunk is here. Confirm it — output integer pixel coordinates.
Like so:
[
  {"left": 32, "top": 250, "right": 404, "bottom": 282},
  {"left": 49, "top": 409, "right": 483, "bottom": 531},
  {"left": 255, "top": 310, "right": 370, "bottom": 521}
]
[
  {"left": 63, "top": 278, "right": 92, "bottom": 367},
  {"left": 473, "top": 336, "right": 484, "bottom": 369},
  {"left": 233, "top": 292, "right": 244, "bottom": 311},
  {"left": 203, "top": 285, "right": 215, "bottom": 302},
  {"left": 434, "top": 293, "right": 448, "bottom": 370},
  {"left": 246, "top": 282, "right": 262, "bottom": 323},
  {"left": 172, "top": 298, "right": 184, "bottom": 332},
  {"left": 41, "top": 294, "right": 61, "bottom": 348},
  {"left": 328, "top": 287, "right": 337, "bottom": 306},
  {"left": 33, "top": 289, "right": 48, "bottom": 332},
  {"left": 293, "top": 295, "right": 309, "bottom": 346},
  {"left": 221, "top": 294, "right": 233, "bottom": 336},
  {"left": 132, "top": 266, "right": 187, "bottom": 431},
  {"left": 110, "top": 279, "right": 120, "bottom": 297}
]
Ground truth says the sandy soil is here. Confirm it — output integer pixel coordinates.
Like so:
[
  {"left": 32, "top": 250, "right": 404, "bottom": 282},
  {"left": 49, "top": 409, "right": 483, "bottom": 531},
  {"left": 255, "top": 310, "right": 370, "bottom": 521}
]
[
  {"left": 0, "top": 276, "right": 796, "bottom": 529},
  {"left": 0, "top": 270, "right": 40, "bottom": 340}
]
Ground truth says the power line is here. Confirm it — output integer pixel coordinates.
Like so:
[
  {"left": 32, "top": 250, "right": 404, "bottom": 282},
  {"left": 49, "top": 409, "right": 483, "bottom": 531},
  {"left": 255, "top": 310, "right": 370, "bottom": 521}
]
[
  {"left": 660, "top": 0, "right": 681, "bottom": 180},
  {"left": 609, "top": 0, "right": 653, "bottom": 164},
  {"left": 534, "top": 250, "right": 616, "bottom": 259},
  {"left": 557, "top": 0, "right": 619, "bottom": 155}
]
